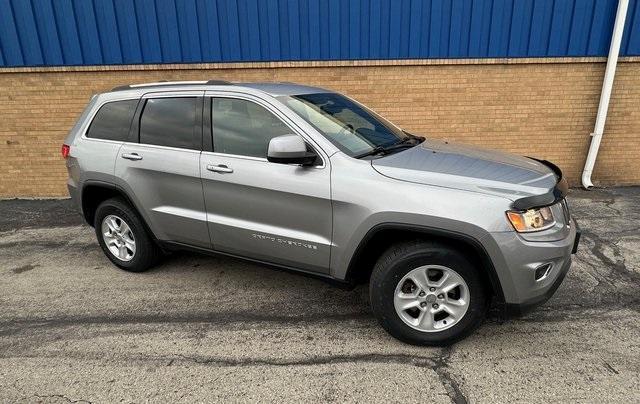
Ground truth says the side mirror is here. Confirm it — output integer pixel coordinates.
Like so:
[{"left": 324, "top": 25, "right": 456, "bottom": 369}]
[{"left": 267, "top": 135, "right": 318, "bottom": 166}]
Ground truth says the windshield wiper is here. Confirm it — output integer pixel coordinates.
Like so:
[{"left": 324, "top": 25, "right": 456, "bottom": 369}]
[
  {"left": 402, "top": 131, "right": 426, "bottom": 142},
  {"left": 354, "top": 145, "right": 388, "bottom": 159},
  {"left": 354, "top": 135, "right": 424, "bottom": 159},
  {"left": 394, "top": 135, "right": 424, "bottom": 147}
]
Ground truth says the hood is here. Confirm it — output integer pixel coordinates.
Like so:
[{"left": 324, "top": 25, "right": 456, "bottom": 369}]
[{"left": 371, "top": 139, "right": 558, "bottom": 200}]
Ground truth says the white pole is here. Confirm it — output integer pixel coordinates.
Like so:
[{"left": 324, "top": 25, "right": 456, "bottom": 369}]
[
  {"left": 581, "top": 0, "right": 629, "bottom": 188},
  {"left": 582, "top": 0, "right": 629, "bottom": 189}
]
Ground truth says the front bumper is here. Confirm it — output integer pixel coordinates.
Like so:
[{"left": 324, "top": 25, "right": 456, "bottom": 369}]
[
  {"left": 571, "top": 219, "right": 581, "bottom": 254},
  {"left": 503, "top": 255, "right": 571, "bottom": 317},
  {"left": 489, "top": 218, "right": 581, "bottom": 318}
]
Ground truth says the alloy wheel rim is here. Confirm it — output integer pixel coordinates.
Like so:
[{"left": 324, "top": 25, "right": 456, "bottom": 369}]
[
  {"left": 393, "top": 265, "right": 470, "bottom": 332},
  {"left": 101, "top": 215, "right": 136, "bottom": 262}
]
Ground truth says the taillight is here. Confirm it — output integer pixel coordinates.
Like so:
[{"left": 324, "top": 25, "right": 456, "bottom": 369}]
[{"left": 61, "top": 144, "right": 70, "bottom": 159}]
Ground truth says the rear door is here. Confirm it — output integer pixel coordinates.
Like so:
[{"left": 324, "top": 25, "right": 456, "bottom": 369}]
[
  {"left": 115, "top": 91, "right": 210, "bottom": 248},
  {"left": 201, "top": 93, "right": 332, "bottom": 273}
]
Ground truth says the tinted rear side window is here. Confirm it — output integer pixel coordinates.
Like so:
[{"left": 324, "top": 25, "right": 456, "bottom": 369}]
[
  {"left": 86, "top": 99, "right": 138, "bottom": 141},
  {"left": 140, "top": 98, "right": 197, "bottom": 149}
]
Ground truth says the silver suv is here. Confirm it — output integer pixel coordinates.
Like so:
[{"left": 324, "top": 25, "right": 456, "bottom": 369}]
[{"left": 64, "top": 81, "right": 580, "bottom": 345}]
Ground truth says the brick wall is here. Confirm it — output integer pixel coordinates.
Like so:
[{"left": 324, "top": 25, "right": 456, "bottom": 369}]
[{"left": 1, "top": 58, "right": 639, "bottom": 197}]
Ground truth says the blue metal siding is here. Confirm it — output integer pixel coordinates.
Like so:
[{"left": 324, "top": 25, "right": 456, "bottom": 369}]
[{"left": 0, "top": 0, "right": 639, "bottom": 67}]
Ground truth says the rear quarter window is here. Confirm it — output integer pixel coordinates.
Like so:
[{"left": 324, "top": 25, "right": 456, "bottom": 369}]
[{"left": 86, "top": 99, "right": 138, "bottom": 141}]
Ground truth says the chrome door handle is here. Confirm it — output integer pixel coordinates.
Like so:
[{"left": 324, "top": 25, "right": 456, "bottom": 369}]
[
  {"left": 122, "top": 153, "right": 143, "bottom": 161},
  {"left": 206, "top": 164, "right": 233, "bottom": 173}
]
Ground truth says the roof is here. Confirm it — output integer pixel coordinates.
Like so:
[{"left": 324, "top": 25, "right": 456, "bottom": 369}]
[{"left": 110, "top": 81, "right": 330, "bottom": 97}]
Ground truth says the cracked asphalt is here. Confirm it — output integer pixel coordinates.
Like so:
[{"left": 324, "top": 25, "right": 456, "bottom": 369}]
[{"left": 0, "top": 187, "right": 639, "bottom": 403}]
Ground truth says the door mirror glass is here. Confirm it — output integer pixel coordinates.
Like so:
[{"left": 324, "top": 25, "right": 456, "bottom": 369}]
[{"left": 267, "top": 135, "right": 318, "bottom": 166}]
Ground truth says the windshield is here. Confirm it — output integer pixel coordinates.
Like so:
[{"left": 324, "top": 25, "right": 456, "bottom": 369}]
[{"left": 278, "top": 93, "right": 409, "bottom": 157}]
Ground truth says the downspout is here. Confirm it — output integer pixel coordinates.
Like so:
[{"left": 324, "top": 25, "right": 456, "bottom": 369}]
[{"left": 581, "top": 0, "right": 629, "bottom": 188}]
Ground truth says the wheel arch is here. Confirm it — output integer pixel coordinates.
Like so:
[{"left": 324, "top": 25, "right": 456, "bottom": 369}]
[
  {"left": 344, "top": 223, "right": 505, "bottom": 303},
  {"left": 80, "top": 181, "right": 151, "bottom": 235}
]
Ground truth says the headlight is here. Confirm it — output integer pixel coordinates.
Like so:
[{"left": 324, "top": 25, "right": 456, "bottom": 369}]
[{"left": 506, "top": 205, "right": 556, "bottom": 232}]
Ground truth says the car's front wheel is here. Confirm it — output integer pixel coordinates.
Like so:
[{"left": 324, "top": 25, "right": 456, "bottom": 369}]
[
  {"left": 94, "top": 197, "right": 161, "bottom": 272},
  {"left": 370, "top": 240, "right": 487, "bottom": 346}
]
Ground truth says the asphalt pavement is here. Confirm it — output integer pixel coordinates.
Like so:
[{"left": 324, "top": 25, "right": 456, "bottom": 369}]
[{"left": 0, "top": 187, "right": 638, "bottom": 403}]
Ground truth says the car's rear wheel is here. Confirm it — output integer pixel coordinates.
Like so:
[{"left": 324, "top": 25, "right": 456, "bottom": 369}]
[
  {"left": 370, "top": 240, "right": 487, "bottom": 346},
  {"left": 94, "top": 198, "right": 161, "bottom": 272}
]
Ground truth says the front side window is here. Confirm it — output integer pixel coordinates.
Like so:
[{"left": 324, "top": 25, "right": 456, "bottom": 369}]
[
  {"left": 278, "top": 93, "right": 408, "bottom": 157},
  {"left": 212, "top": 98, "right": 291, "bottom": 158},
  {"left": 86, "top": 99, "right": 138, "bottom": 141},
  {"left": 139, "top": 97, "right": 197, "bottom": 149}
]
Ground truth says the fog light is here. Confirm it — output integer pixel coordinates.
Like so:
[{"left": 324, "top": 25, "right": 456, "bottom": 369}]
[{"left": 535, "top": 263, "right": 553, "bottom": 281}]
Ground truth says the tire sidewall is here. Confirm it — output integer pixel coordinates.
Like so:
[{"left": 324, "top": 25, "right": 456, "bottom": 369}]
[
  {"left": 371, "top": 246, "right": 486, "bottom": 345},
  {"left": 94, "top": 200, "right": 153, "bottom": 272}
]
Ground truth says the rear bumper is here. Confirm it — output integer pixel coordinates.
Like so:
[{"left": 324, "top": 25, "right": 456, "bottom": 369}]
[{"left": 67, "top": 180, "right": 81, "bottom": 214}]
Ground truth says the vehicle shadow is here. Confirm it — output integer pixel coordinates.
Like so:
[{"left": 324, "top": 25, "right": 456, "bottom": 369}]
[{"left": 147, "top": 249, "right": 375, "bottom": 322}]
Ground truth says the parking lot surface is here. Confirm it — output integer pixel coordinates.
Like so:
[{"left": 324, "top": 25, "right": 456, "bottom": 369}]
[{"left": 1, "top": 187, "right": 639, "bottom": 403}]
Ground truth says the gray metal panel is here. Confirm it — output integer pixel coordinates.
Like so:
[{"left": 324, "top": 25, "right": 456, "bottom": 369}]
[
  {"left": 371, "top": 139, "right": 558, "bottom": 199},
  {"left": 114, "top": 143, "right": 210, "bottom": 248},
  {"left": 201, "top": 151, "right": 333, "bottom": 273}
]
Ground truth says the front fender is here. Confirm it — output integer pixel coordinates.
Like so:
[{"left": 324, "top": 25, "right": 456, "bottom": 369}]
[{"left": 335, "top": 217, "right": 511, "bottom": 304}]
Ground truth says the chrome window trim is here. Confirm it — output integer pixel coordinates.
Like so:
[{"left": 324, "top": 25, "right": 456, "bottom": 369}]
[
  {"left": 120, "top": 141, "right": 202, "bottom": 155},
  {"left": 201, "top": 151, "right": 266, "bottom": 162},
  {"left": 201, "top": 150, "right": 326, "bottom": 169},
  {"left": 80, "top": 138, "right": 202, "bottom": 155},
  {"left": 80, "top": 137, "right": 125, "bottom": 146}
]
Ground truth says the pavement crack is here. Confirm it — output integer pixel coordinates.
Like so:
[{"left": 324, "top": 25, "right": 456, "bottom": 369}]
[
  {"left": 0, "top": 311, "right": 372, "bottom": 337},
  {"left": 32, "top": 393, "right": 92, "bottom": 403},
  {"left": 11, "top": 263, "right": 39, "bottom": 274},
  {"left": 431, "top": 347, "right": 468, "bottom": 404},
  {"left": 581, "top": 229, "right": 640, "bottom": 284},
  {"left": 162, "top": 352, "right": 439, "bottom": 369},
  {"left": 511, "top": 305, "right": 640, "bottom": 324},
  {"left": 602, "top": 198, "right": 622, "bottom": 216},
  {"left": 602, "top": 360, "right": 620, "bottom": 375}
]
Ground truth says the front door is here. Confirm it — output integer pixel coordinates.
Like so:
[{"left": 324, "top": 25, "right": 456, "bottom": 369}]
[{"left": 200, "top": 95, "right": 332, "bottom": 273}]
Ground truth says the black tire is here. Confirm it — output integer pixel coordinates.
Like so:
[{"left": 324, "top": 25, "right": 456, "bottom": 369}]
[
  {"left": 94, "top": 197, "right": 161, "bottom": 272},
  {"left": 370, "top": 240, "right": 487, "bottom": 346}
]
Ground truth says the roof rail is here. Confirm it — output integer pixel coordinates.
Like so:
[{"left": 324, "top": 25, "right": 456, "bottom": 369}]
[
  {"left": 111, "top": 80, "right": 233, "bottom": 91},
  {"left": 111, "top": 84, "right": 139, "bottom": 91},
  {"left": 206, "top": 80, "right": 232, "bottom": 85}
]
